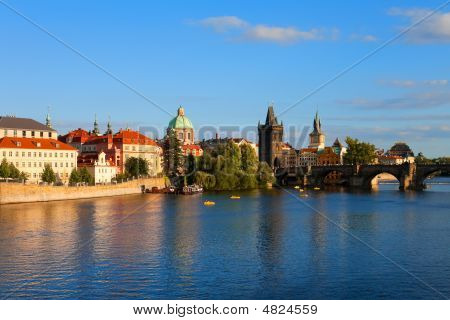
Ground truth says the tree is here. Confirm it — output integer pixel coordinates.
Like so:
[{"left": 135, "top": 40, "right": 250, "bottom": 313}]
[
  {"left": 163, "top": 129, "right": 183, "bottom": 178},
  {"left": 19, "top": 171, "right": 28, "bottom": 182},
  {"left": 0, "top": 158, "right": 10, "bottom": 179},
  {"left": 42, "top": 164, "right": 56, "bottom": 184},
  {"left": 240, "top": 144, "right": 258, "bottom": 174},
  {"left": 415, "top": 152, "right": 433, "bottom": 165},
  {"left": 343, "top": 137, "right": 377, "bottom": 165},
  {"left": 69, "top": 168, "right": 81, "bottom": 185},
  {"left": 257, "top": 161, "right": 275, "bottom": 186},
  {"left": 79, "top": 167, "right": 94, "bottom": 185},
  {"left": 185, "top": 154, "right": 197, "bottom": 185},
  {"left": 8, "top": 163, "right": 20, "bottom": 179},
  {"left": 125, "top": 157, "right": 149, "bottom": 178}
]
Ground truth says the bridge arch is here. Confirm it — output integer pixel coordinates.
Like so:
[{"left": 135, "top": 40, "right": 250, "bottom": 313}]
[
  {"left": 312, "top": 167, "right": 353, "bottom": 186},
  {"left": 359, "top": 166, "right": 404, "bottom": 190},
  {"left": 416, "top": 166, "right": 450, "bottom": 189}
]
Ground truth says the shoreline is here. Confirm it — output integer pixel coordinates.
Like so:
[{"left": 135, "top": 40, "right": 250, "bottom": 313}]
[{"left": 0, "top": 177, "right": 164, "bottom": 205}]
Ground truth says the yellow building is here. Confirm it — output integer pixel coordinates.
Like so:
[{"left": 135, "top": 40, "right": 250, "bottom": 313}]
[{"left": 0, "top": 116, "right": 78, "bottom": 184}]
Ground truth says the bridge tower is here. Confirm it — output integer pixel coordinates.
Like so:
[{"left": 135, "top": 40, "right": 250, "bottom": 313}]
[{"left": 258, "top": 105, "right": 284, "bottom": 169}]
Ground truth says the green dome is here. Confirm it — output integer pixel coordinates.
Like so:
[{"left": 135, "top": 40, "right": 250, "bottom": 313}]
[{"left": 168, "top": 107, "right": 194, "bottom": 129}]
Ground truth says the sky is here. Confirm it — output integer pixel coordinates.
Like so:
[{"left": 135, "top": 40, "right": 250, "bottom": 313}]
[{"left": 1, "top": 0, "right": 449, "bottom": 156}]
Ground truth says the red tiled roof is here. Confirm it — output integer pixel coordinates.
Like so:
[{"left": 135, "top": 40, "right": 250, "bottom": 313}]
[
  {"left": 182, "top": 144, "right": 203, "bottom": 151},
  {"left": 0, "top": 137, "right": 77, "bottom": 151},
  {"left": 113, "top": 129, "right": 158, "bottom": 146},
  {"left": 59, "top": 128, "right": 93, "bottom": 143},
  {"left": 300, "top": 147, "right": 318, "bottom": 153}
]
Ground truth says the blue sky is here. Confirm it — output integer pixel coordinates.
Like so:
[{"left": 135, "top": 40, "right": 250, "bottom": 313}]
[{"left": 1, "top": 0, "right": 449, "bottom": 156}]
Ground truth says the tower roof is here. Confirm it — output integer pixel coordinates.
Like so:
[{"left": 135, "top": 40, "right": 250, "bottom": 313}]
[
  {"left": 168, "top": 106, "right": 194, "bottom": 129},
  {"left": 311, "top": 111, "right": 322, "bottom": 134},
  {"left": 265, "top": 105, "right": 279, "bottom": 125},
  {"left": 333, "top": 137, "right": 343, "bottom": 148}
]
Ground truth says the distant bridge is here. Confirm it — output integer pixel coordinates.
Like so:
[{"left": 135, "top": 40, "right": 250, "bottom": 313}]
[{"left": 276, "top": 163, "right": 450, "bottom": 190}]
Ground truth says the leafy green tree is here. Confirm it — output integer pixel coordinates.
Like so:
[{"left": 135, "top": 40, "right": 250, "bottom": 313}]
[
  {"left": 79, "top": 167, "right": 94, "bottom": 185},
  {"left": 8, "top": 163, "right": 20, "bottom": 179},
  {"left": 0, "top": 158, "right": 10, "bottom": 179},
  {"left": 257, "top": 161, "right": 275, "bottom": 186},
  {"left": 185, "top": 154, "right": 197, "bottom": 184},
  {"left": 343, "top": 137, "right": 377, "bottom": 165},
  {"left": 415, "top": 152, "right": 433, "bottom": 165},
  {"left": 163, "top": 129, "right": 183, "bottom": 178},
  {"left": 19, "top": 172, "right": 28, "bottom": 182},
  {"left": 42, "top": 164, "right": 56, "bottom": 184},
  {"left": 240, "top": 144, "right": 258, "bottom": 174},
  {"left": 69, "top": 168, "right": 81, "bottom": 185},
  {"left": 125, "top": 157, "right": 149, "bottom": 178}
]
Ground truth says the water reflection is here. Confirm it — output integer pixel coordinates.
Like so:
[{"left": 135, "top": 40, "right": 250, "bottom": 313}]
[{"left": 0, "top": 179, "right": 450, "bottom": 299}]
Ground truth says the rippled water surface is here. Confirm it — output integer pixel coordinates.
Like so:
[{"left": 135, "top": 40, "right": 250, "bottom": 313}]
[{"left": 1, "top": 179, "right": 450, "bottom": 299}]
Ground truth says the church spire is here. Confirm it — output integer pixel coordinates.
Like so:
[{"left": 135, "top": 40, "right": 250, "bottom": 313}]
[
  {"left": 45, "top": 106, "right": 52, "bottom": 129},
  {"left": 313, "top": 110, "right": 322, "bottom": 133},
  {"left": 105, "top": 116, "right": 112, "bottom": 135},
  {"left": 93, "top": 114, "right": 100, "bottom": 135}
]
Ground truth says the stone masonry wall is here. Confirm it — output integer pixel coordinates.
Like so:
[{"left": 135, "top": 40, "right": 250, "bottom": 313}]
[{"left": 0, "top": 178, "right": 165, "bottom": 205}]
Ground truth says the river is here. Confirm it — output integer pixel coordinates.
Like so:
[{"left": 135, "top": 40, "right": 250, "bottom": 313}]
[{"left": 0, "top": 178, "right": 449, "bottom": 299}]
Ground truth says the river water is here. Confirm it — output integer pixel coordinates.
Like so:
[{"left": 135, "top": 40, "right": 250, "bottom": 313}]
[{"left": 0, "top": 178, "right": 449, "bottom": 299}]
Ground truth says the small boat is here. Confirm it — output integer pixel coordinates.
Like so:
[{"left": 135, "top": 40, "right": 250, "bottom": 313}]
[
  {"left": 313, "top": 187, "right": 321, "bottom": 191},
  {"left": 300, "top": 194, "right": 309, "bottom": 198},
  {"left": 204, "top": 200, "right": 215, "bottom": 206},
  {"left": 181, "top": 184, "right": 204, "bottom": 195},
  {"left": 294, "top": 186, "right": 300, "bottom": 189},
  {"left": 230, "top": 195, "right": 240, "bottom": 199},
  {"left": 299, "top": 189, "right": 304, "bottom": 192}
]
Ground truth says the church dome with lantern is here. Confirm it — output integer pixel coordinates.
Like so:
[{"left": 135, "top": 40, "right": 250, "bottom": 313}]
[
  {"left": 168, "top": 106, "right": 194, "bottom": 130},
  {"left": 167, "top": 106, "right": 195, "bottom": 145}
]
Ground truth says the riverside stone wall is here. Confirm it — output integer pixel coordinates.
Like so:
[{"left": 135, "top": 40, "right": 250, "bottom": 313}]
[{"left": 0, "top": 178, "right": 165, "bottom": 205}]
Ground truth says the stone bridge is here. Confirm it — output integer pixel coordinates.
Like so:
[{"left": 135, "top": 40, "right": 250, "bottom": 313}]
[{"left": 276, "top": 163, "right": 450, "bottom": 190}]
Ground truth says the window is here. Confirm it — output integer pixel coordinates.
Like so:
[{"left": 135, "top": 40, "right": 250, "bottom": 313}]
[
  {"left": 2, "top": 151, "right": 5, "bottom": 157},
  {"left": 22, "top": 131, "right": 26, "bottom": 137},
  {"left": 13, "top": 130, "right": 17, "bottom": 137},
  {"left": 15, "top": 152, "right": 19, "bottom": 157},
  {"left": 49, "top": 133, "right": 52, "bottom": 138},
  {"left": 40, "top": 132, "right": 44, "bottom": 138},
  {"left": 22, "top": 152, "right": 25, "bottom": 157},
  {"left": 9, "top": 151, "right": 12, "bottom": 157},
  {"left": 31, "top": 131, "right": 35, "bottom": 137}
]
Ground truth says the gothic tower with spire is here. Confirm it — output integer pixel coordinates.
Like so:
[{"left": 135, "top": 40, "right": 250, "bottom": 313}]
[
  {"left": 308, "top": 111, "right": 325, "bottom": 149},
  {"left": 258, "top": 104, "right": 284, "bottom": 169}
]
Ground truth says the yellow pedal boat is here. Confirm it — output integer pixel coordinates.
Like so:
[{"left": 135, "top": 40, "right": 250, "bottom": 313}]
[
  {"left": 204, "top": 201, "right": 216, "bottom": 206},
  {"left": 313, "top": 187, "right": 321, "bottom": 191},
  {"left": 294, "top": 186, "right": 300, "bottom": 189},
  {"left": 230, "top": 196, "right": 241, "bottom": 199}
]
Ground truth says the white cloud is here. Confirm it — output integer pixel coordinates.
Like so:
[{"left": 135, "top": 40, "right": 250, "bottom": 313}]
[
  {"left": 389, "top": 7, "right": 450, "bottom": 43},
  {"left": 350, "top": 34, "right": 378, "bottom": 42},
  {"left": 244, "top": 25, "right": 325, "bottom": 44},
  {"left": 194, "top": 16, "right": 338, "bottom": 44},
  {"left": 197, "top": 16, "right": 248, "bottom": 32},
  {"left": 379, "top": 79, "right": 448, "bottom": 88},
  {"left": 425, "top": 79, "right": 448, "bottom": 86}
]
